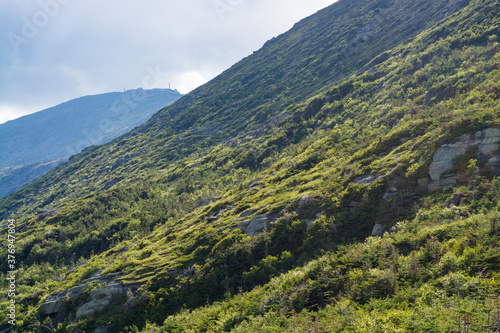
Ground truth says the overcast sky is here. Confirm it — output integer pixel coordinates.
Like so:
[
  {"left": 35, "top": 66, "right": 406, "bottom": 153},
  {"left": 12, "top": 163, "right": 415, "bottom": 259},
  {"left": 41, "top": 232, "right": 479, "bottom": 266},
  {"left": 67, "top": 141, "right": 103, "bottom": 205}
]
[{"left": 0, "top": 0, "right": 336, "bottom": 124}]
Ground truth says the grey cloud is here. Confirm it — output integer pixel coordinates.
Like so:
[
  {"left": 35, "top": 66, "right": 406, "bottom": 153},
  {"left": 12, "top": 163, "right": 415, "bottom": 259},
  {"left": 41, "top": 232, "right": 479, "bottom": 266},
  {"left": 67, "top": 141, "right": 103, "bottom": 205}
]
[{"left": 0, "top": 0, "right": 335, "bottom": 123}]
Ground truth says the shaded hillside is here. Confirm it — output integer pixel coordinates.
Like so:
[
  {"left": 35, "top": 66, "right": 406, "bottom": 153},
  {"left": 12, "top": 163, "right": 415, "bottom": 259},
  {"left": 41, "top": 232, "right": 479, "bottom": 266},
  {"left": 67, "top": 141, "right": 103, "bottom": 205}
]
[{"left": 3, "top": 0, "right": 500, "bottom": 332}]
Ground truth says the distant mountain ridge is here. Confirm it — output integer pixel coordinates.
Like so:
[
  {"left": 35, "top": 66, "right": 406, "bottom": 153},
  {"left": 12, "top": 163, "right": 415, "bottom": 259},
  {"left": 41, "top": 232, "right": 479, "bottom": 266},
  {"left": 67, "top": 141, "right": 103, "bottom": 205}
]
[
  {"left": 0, "top": 88, "right": 182, "bottom": 197},
  {"left": 0, "top": 88, "right": 181, "bottom": 168}
]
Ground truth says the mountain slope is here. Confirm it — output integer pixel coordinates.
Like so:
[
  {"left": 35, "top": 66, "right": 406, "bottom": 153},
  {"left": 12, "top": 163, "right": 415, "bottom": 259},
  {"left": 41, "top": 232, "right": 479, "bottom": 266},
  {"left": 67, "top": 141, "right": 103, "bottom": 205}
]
[
  {"left": 0, "top": 0, "right": 469, "bottom": 217},
  {"left": 2, "top": 0, "right": 500, "bottom": 332},
  {"left": 0, "top": 88, "right": 181, "bottom": 198}
]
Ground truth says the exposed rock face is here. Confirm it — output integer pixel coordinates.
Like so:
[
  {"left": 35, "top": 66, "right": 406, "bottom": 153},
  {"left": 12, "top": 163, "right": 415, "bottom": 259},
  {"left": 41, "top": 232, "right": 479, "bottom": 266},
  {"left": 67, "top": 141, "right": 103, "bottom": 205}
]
[
  {"left": 429, "top": 128, "right": 500, "bottom": 189},
  {"left": 480, "top": 128, "right": 500, "bottom": 154},
  {"left": 39, "top": 284, "right": 87, "bottom": 315},
  {"left": 39, "top": 271, "right": 131, "bottom": 318},
  {"left": 238, "top": 214, "right": 269, "bottom": 236},
  {"left": 76, "top": 282, "right": 126, "bottom": 319}
]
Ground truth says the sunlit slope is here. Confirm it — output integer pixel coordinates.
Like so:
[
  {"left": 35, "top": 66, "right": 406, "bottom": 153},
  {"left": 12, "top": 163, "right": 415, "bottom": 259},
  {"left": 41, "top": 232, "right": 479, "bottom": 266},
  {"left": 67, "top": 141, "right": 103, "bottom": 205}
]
[{"left": 4, "top": 0, "right": 500, "bottom": 332}]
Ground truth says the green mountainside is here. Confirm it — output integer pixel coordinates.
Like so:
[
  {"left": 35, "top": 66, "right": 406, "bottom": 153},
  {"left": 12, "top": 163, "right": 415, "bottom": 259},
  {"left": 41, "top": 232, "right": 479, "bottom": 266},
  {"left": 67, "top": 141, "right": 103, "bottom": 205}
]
[
  {"left": 2, "top": 0, "right": 500, "bottom": 331},
  {"left": 0, "top": 88, "right": 182, "bottom": 199}
]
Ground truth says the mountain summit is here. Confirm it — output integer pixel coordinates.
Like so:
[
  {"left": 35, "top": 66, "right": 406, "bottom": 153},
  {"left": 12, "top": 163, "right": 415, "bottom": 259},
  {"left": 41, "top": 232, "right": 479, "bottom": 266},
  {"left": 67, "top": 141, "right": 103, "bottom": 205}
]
[{"left": 2, "top": 0, "right": 500, "bottom": 331}]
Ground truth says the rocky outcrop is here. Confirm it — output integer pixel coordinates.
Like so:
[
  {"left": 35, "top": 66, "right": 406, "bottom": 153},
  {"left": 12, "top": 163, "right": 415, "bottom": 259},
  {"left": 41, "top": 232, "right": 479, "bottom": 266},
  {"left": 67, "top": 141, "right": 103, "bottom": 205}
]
[
  {"left": 39, "top": 270, "right": 133, "bottom": 319},
  {"left": 76, "top": 282, "right": 126, "bottom": 319},
  {"left": 428, "top": 128, "right": 500, "bottom": 189},
  {"left": 237, "top": 214, "right": 269, "bottom": 236},
  {"left": 39, "top": 284, "right": 87, "bottom": 315}
]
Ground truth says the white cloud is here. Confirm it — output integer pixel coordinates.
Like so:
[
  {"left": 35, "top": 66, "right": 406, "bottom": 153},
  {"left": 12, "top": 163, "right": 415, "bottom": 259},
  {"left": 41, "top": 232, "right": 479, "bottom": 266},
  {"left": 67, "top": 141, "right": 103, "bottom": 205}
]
[
  {"left": 176, "top": 72, "right": 208, "bottom": 94},
  {"left": 0, "top": 104, "right": 40, "bottom": 124}
]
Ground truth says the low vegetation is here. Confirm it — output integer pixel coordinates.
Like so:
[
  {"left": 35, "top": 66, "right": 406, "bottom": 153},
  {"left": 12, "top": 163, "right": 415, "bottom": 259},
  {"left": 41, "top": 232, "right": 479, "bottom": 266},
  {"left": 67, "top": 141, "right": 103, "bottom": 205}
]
[{"left": 1, "top": 0, "right": 500, "bottom": 331}]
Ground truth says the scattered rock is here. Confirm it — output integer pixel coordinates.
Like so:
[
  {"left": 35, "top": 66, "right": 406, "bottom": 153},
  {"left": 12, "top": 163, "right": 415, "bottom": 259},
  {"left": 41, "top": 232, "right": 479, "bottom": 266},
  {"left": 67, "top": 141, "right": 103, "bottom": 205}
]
[
  {"left": 429, "top": 136, "right": 468, "bottom": 184},
  {"left": 239, "top": 209, "right": 257, "bottom": 218},
  {"left": 383, "top": 191, "right": 398, "bottom": 200},
  {"left": 417, "top": 178, "right": 429, "bottom": 190},
  {"left": 39, "top": 295, "right": 65, "bottom": 315},
  {"left": 440, "top": 175, "right": 457, "bottom": 189},
  {"left": 480, "top": 128, "right": 500, "bottom": 155},
  {"left": 76, "top": 297, "right": 112, "bottom": 319},
  {"left": 429, "top": 128, "right": 500, "bottom": 188},
  {"left": 298, "top": 194, "right": 313, "bottom": 206},
  {"left": 94, "top": 326, "right": 108, "bottom": 333},
  {"left": 439, "top": 1, "right": 459, "bottom": 20},
  {"left": 372, "top": 224, "right": 384, "bottom": 237},
  {"left": 316, "top": 211, "right": 326, "bottom": 219},
  {"left": 206, "top": 215, "right": 219, "bottom": 222},
  {"left": 197, "top": 197, "right": 215, "bottom": 207},
  {"left": 269, "top": 112, "right": 290, "bottom": 126},
  {"left": 39, "top": 271, "right": 130, "bottom": 316},
  {"left": 89, "top": 282, "right": 124, "bottom": 300},
  {"left": 444, "top": 192, "right": 464, "bottom": 208},
  {"left": 488, "top": 156, "right": 500, "bottom": 171},
  {"left": 349, "top": 201, "right": 360, "bottom": 213},
  {"left": 423, "top": 91, "right": 434, "bottom": 109},
  {"left": 102, "top": 178, "right": 120, "bottom": 190},
  {"left": 353, "top": 174, "right": 383, "bottom": 186},
  {"left": 76, "top": 282, "right": 126, "bottom": 319},
  {"left": 39, "top": 284, "right": 87, "bottom": 315},
  {"left": 238, "top": 214, "right": 269, "bottom": 236},
  {"left": 237, "top": 220, "right": 251, "bottom": 229},
  {"left": 247, "top": 178, "right": 263, "bottom": 189},
  {"left": 428, "top": 181, "right": 440, "bottom": 192},
  {"left": 38, "top": 209, "right": 59, "bottom": 219},
  {"left": 387, "top": 175, "right": 410, "bottom": 189}
]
